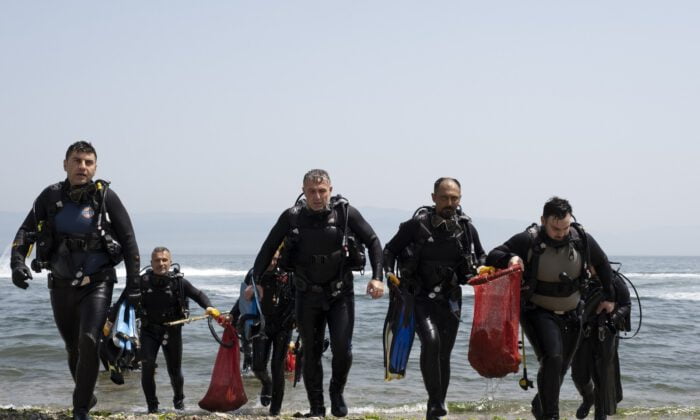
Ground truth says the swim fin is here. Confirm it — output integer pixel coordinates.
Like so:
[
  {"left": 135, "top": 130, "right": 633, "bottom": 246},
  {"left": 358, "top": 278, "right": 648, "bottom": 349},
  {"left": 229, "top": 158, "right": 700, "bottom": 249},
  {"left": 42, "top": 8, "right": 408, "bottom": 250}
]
[
  {"left": 383, "top": 278, "right": 415, "bottom": 381},
  {"left": 238, "top": 281, "right": 264, "bottom": 341},
  {"left": 593, "top": 315, "right": 621, "bottom": 416}
]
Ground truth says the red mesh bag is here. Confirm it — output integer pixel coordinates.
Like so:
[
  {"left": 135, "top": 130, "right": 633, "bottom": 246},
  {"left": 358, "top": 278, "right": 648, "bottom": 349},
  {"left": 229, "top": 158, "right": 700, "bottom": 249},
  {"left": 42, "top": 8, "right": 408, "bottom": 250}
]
[
  {"left": 198, "top": 325, "right": 248, "bottom": 412},
  {"left": 468, "top": 266, "right": 522, "bottom": 378}
]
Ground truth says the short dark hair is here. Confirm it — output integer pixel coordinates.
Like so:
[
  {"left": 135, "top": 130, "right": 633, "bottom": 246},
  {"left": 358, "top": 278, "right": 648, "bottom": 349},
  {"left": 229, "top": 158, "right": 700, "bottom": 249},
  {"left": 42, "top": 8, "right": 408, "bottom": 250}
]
[
  {"left": 65, "top": 141, "right": 97, "bottom": 160},
  {"left": 433, "top": 177, "right": 461, "bottom": 193},
  {"left": 303, "top": 169, "right": 331, "bottom": 185},
  {"left": 152, "top": 246, "right": 171, "bottom": 256},
  {"left": 543, "top": 196, "right": 573, "bottom": 219}
]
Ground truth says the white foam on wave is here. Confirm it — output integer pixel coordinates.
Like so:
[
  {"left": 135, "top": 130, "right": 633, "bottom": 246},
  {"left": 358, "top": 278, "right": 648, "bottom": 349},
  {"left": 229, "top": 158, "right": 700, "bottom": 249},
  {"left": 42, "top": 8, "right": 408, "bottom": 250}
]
[
  {"left": 0, "top": 263, "right": 247, "bottom": 280},
  {"left": 626, "top": 272, "right": 700, "bottom": 279},
  {"left": 176, "top": 267, "right": 248, "bottom": 277},
  {"left": 655, "top": 292, "right": 700, "bottom": 301},
  {"left": 349, "top": 402, "right": 426, "bottom": 414}
]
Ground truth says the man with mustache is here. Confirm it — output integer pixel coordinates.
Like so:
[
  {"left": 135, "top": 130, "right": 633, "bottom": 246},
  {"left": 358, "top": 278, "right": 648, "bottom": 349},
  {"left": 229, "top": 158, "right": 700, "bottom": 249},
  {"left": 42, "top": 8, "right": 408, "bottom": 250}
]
[{"left": 383, "top": 177, "right": 486, "bottom": 420}]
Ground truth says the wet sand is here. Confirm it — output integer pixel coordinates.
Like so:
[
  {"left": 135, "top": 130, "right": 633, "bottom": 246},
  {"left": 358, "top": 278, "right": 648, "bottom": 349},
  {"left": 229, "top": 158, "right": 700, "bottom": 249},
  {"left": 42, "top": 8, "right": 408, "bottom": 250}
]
[{"left": 2, "top": 407, "right": 698, "bottom": 420}]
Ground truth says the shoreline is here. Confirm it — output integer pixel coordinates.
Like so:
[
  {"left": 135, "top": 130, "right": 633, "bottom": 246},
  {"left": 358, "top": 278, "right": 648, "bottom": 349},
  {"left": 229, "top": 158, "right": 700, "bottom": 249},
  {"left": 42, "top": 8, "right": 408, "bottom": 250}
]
[{"left": 2, "top": 406, "right": 700, "bottom": 420}]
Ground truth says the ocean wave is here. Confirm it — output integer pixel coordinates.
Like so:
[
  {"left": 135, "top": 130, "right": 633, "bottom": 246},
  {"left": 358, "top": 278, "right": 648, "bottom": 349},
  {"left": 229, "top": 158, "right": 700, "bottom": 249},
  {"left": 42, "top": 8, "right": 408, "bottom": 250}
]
[
  {"left": 654, "top": 292, "right": 700, "bottom": 302},
  {"left": 0, "top": 265, "right": 249, "bottom": 279},
  {"left": 626, "top": 272, "right": 700, "bottom": 279}
]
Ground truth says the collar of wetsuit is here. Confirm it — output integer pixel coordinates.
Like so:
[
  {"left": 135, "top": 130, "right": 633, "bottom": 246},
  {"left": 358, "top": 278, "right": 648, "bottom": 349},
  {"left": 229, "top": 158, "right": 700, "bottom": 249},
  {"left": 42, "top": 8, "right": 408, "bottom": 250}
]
[
  {"left": 541, "top": 229, "right": 572, "bottom": 248},
  {"left": 67, "top": 181, "right": 97, "bottom": 203},
  {"left": 431, "top": 214, "right": 460, "bottom": 232},
  {"left": 150, "top": 272, "right": 174, "bottom": 287},
  {"left": 303, "top": 206, "right": 332, "bottom": 217}
]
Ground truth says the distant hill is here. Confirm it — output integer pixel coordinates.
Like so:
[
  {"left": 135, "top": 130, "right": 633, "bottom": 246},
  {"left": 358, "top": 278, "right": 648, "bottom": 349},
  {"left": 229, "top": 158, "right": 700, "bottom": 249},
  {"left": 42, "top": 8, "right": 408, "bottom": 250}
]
[{"left": 1, "top": 210, "right": 698, "bottom": 256}]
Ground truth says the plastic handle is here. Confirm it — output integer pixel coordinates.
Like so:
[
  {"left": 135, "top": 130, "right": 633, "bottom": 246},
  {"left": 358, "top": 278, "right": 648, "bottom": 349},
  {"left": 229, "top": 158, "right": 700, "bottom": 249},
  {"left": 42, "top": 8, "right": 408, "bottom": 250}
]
[{"left": 467, "top": 265, "right": 522, "bottom": 286}]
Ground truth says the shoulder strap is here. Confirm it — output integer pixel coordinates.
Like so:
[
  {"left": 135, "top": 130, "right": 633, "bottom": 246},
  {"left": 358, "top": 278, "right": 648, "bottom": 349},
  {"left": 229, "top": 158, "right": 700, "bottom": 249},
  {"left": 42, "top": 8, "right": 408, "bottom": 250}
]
[
  {"left": 44, "top": 183, "right": 65, "bottom": 219},
  {"left": 524, "top": 223, "right": 542, "bottom": 280},
  {"left": 570, "top": 222, "right": 590, "bottom": 272}
]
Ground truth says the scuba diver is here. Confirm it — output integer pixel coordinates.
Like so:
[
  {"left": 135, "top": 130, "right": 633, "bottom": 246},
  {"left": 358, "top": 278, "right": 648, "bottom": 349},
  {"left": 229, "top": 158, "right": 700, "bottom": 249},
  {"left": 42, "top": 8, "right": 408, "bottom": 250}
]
[
  {"left": 571, "top": 267, "right": 631, "bottom": 420},
  {"left": 133, "top": 247, "right": 221, "bottom": 413},
  {"left": 486, "top": 197, "right": 616, "bottom": 420},
  {"left": 383, "top": 177, "right": 486, "bottom": 420},
  {"left": 252, "top": 169, "right": 384, "bottom": 417},
  {"left": 229, "top": 251, "right": 295, "bottom": 416},
  {"left": 10, "top": 141, "right": 140, "bottom": 420}
]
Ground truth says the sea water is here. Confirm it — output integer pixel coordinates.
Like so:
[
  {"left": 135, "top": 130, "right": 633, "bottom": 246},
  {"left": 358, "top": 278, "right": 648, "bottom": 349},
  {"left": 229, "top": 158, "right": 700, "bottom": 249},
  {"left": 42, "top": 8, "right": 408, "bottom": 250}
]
[{"left": 0, "top": 254, "right": 698, "bottom": 417}]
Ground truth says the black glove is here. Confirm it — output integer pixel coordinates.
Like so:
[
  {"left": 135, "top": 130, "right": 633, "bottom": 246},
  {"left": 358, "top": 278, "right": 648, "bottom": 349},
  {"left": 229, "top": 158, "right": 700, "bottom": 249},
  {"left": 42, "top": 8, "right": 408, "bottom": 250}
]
[
  {"left": 12, "top": 264, "right": 32, "bottom": 289},
  {"left": 126, "top": 287, "right": 141, "bottom": 306}
]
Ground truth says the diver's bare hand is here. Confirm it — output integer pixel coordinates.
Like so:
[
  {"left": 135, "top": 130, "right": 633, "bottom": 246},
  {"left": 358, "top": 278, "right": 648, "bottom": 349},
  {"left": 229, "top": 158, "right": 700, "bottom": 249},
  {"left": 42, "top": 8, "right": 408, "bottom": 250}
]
[{"left": 366, "top": 279, "right": 384, "bottom": 299}]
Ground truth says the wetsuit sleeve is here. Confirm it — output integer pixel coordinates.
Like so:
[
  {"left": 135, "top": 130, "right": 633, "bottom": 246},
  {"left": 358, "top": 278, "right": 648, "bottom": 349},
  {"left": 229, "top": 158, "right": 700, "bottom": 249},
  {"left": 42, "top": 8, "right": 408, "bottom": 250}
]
[
  {"left": 253, "top": 210, "right": 291, "bottom": 278},
  {"left": 468, "top": 222, "right": 487, "bottom": 265},
  {"left": 485, "top": 231, "right": 531, "bottom": 268},
  {"left": 382, "top": 219, "right": 419, "bottom": 275},
  {"left": 587, "top": 234, "right": 615, "bottom": 300},
  {"left": 182, "top": 278, "right": 213, "bottom": 309},
  {"left": 347, "top": 205, "right": 383, "bottom": 280},
  {"left": 104, "top": 189, "right": 140, "bottom": 285},
  {"left": 10, "top": 188, "right": 51, "bottom": 269}
]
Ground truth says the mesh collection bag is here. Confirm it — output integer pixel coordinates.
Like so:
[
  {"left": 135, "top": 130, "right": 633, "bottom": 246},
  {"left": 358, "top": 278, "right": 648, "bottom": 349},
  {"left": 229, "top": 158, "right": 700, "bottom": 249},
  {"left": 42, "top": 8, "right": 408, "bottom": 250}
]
[
  {"left": 468, "top": 266, "right": 522, "bottom": 378},
  {"left": 199, "top": 324, "right": 248, "bottom": 412}
]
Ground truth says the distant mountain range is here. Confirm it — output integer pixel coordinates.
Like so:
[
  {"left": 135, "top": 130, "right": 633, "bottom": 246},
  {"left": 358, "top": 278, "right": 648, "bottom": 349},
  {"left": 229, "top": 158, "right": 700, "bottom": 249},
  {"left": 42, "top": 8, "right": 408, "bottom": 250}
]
[{"left": 1, "top": 209, "right": 698, "bottom": 257}]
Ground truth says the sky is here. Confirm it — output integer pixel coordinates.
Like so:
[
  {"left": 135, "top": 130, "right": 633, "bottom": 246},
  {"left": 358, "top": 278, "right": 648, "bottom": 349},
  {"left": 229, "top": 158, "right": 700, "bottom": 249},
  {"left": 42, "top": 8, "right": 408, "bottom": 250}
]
[{"left": 1, "top": 1, "right": 699, "bottom": 252}]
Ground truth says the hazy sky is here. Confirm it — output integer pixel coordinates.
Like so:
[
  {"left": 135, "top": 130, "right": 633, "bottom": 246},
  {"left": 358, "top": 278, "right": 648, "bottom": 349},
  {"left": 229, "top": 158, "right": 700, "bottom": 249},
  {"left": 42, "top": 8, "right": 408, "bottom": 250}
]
[{"left": 2, "top": 1, "right": 699, "bottom": 236}]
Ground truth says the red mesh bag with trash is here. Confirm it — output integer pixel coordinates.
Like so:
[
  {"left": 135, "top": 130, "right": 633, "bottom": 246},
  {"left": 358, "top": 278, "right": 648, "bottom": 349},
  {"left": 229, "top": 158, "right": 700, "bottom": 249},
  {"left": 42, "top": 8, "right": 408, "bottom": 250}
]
[
  {"left": 467, "top": 266, "right": 523, "bottom": 378},
  {"left": 198, "top": 324, "right": 248, "bottom": 412}
]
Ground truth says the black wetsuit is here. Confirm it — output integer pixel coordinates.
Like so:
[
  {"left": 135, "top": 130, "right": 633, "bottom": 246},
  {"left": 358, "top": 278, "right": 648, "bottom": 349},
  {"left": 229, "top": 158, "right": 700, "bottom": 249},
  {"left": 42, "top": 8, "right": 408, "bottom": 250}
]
[
  {"left": 10, "top": 180, "right": 139, "bottom": 419},
  {"left": 136, "top": 270, "right": 212, "bottom": 411},
  {"left": 571, "top": 272, "right": 631, "bottom": 420},
  {"left": 233, "top": 268, "right": 295, "bottom": 415},
  {"left": 486, "top": 226, "right": 614, "bottom": 420},
  {"left": 253, "top": 200, "right": 382, "bottom": 416},
  {"left": 383, "top": 208, "right": 485, "bottom": 420}
]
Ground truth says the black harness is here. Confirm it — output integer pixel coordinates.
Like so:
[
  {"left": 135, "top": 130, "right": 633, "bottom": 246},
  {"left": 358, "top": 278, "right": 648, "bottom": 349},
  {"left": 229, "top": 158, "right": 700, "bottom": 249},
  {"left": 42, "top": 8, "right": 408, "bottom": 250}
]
[
  {"left": 138, "top": 267, "right": 190, "bottom": 325},
  {"left": 398, "top": 206, "right": 479, "bottom": 299},
  {"left": 522, "top": 222, "right": 591, "bottom": 302},
  {"left": 280, "top": 195, "right": 366, "bottom": 298},
  {"left": 31, "top": 180, "right": 123, "bottom": 281}
]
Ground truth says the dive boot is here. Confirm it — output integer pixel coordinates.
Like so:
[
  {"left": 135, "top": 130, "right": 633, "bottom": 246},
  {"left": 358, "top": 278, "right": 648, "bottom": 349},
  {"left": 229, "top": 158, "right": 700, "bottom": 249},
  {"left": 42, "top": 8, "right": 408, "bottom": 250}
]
[
  {"left": 576, "top": 398, "right": 594, "bottom": 419},
  {"left": 88, "top": 395, "right": 97, "bottom": 410},
  {"left": 575, "top": 382, "right": 595, "bottom": 419},
  {"left": 147, "top": 400, "right": 159, "bottom": 414},
  {"left": 329, "top": 380, "right": 348, "bottom": 417},
  {"left": 173, "top": 399, "right": 185, "bottom": 410},
  {"left": 270, "top": 394, "right": 282, "bottom": 416},
  {"left": 73, "top": 411, "right": 90, "bottom": 420},
  {"left": 260, "top": 380, "right": 272, "bottom": 407},
  {"left": 304, "top": 405, "right": 326, "bottom": 417},
  {"left": 426, "top": 399, "right": 447, "bottom": 420}
]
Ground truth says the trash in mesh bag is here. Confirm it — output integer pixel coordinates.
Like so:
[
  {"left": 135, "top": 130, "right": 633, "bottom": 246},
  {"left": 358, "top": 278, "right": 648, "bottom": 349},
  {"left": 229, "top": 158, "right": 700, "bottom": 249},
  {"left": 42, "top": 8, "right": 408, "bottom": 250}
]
[
  {"left": 199, "top": 324, "right": 248, "bottom": 412},
  {"left": 468, "top": 266, "right": 522, "bottom": 378}
]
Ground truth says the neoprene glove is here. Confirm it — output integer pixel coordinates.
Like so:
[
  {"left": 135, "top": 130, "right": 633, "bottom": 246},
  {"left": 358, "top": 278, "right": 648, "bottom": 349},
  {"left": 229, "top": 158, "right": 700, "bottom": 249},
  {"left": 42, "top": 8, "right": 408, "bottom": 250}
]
[
  {"left": 206, "top": 307, "right": 221, "bottom": 317},
  {"left": 12, "top": 263, "right": 32, "bottom": 289}
]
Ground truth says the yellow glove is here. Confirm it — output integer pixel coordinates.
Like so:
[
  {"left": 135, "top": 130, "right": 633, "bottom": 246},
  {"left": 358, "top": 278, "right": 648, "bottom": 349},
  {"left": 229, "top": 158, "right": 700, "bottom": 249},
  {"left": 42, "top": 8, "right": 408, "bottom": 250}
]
[
  {"left": 206, "top": 307, "right": 221, "bottom": 317},
  {"left": 477, "top": 266, "right": 496, "bottom": 276},
  {"left": 102, "top": 320, "right": 113, "bottom": 337}
]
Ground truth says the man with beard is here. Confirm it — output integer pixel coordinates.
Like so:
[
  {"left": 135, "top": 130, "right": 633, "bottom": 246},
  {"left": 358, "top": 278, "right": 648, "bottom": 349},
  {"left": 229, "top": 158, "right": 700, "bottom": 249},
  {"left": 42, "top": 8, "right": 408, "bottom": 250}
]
[
  {"left": 486, "top": 197, "right": 615, "bottom": 420},
  {"left": 383, "top": 177, "right": 486, "bottom": 420}
]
